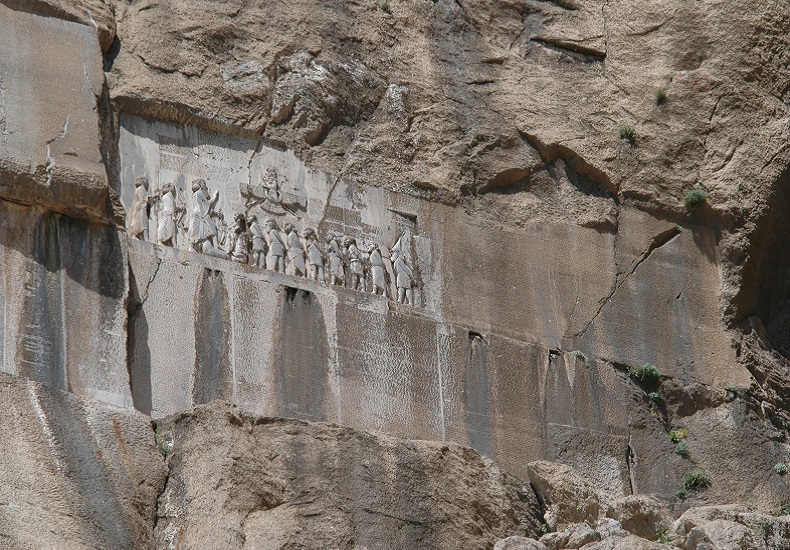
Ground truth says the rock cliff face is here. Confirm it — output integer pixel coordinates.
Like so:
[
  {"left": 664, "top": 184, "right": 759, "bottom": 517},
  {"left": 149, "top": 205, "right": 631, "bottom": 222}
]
[{"left": 1, "top": 0, "right": 790, "bottom": 547}]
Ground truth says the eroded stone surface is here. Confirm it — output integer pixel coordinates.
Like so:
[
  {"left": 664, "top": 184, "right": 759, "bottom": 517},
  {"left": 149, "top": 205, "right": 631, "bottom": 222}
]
[
  {"left": 0, "top": 200, "right": 130, "bottom": 406},
  {"left": 0, "top": 371, "right": 166, "bottom": 549},
  {"left": 527, "top": 460, "right": 604, "bottom": 530},
  {"left": 0, "top": 3, "right": 109, "bottom": 219},
  {"left": 153, "top": 401, "right": 542, "bottom": 550}
]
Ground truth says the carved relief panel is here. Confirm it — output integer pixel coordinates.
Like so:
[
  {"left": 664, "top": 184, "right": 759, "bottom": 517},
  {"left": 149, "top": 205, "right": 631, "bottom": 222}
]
[{"left": 119, "top": 115, "right": 425, "bottom": 307}]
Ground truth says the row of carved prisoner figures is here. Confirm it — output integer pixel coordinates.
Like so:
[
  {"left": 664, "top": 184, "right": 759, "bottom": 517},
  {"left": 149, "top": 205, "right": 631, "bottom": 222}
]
[{"left": 126, "top": 176, "right": 417, "bottom": 305}]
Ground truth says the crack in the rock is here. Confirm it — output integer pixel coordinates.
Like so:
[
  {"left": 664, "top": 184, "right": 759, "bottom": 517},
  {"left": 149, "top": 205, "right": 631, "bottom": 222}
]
[
  {"left": 573, "top": 225, "right": 681, "bottom": 339},
  {"left": 150, "top": 420, "right": 172, "bottom": 544},
  {"left": 136, "top": 257, "right": 162, "bottom": 311},
  {"left": 361, "top": 507, "right": 425, "bottom": 526},
  {"left": 761, "top": 144, "right": 788, "bottom": 171},
  {"left": 529, "top": 36, "right": 606, "bottom": 61}
]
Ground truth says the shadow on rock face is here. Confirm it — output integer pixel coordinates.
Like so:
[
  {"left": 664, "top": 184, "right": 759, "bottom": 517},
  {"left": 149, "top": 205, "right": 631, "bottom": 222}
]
[{"left": 273, "top": 287, "right": 328, "bottom": 421}]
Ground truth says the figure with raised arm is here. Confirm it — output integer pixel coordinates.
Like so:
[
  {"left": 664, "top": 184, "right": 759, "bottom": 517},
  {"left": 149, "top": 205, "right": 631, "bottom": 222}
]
[{"left": 187, "top": 178, "right": 220, "bottom": 253}]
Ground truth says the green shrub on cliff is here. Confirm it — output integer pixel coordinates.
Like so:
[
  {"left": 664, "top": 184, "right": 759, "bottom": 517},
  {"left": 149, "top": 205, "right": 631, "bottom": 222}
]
[
  {"left": 684, "top": 468, "right": 712, "bottom": 491},
  {"left": 619, "top": 125, "right": 635, "bottom": 142},
  {"left": 669, "top": 427, "right": 688, "bottom": 443},
  {"left": 628, "top": 363, "right": 662, "bottom": 388},
  {"left": 684, "top": 188, "right": 708, "bottom": 208}
]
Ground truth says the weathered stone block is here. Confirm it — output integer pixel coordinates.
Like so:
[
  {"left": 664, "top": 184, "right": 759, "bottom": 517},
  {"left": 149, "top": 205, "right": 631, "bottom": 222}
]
[
  {"left": 0, "top": 371, "right": 166, "bottom": 549},
  {"left": 0, "top": 201, "right": 130, "bottom": 405},
  {"left": 0, "top": 4, "right": 108, "bottom": 219}
]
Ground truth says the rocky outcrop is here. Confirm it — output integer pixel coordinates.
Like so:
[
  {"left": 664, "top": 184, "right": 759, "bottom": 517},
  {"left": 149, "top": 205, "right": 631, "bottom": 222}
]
[
  {"left": 0, "top": 2, "right": 114, "bottom": 221},
  {"left": 107, "top": 0, "right": 789, "bottom": 223},
  {"left": 153, "top": 401, "right": 543, "bottom": 549},
  {"left": 516, "top": 461, "right": 790, "bottom": 549},
  {"left": 527, "top": 460, "right": 605, "bottom": 530},
  {"left": 0, "top": 372, "right": 166, "bottom": 549},
  {"left": 2, "top": 1, "right": 790, "bottom": 547},
  {"left": 668, "top": 505, "right": 790, "bottom": 550}
]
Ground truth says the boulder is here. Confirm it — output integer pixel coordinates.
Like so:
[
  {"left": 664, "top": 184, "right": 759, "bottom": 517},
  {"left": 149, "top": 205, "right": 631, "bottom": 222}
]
[
  {"left": 669, "top": 505, "right": 790, "bottom": 550},
  {"left": 540, "top": 523, "right": 601, "bottom": 549},
  {"left": 527, "top": 461, "right": 604, "bottom": 530},
  {"left": 607, "top": 494, "right": 674, "bottom": 540},
  {"left": 495, "top": 536, "right": 549, "bottom": 550},
  {"left": 580, "top": 534, "right": 669, "bottom": 550}
]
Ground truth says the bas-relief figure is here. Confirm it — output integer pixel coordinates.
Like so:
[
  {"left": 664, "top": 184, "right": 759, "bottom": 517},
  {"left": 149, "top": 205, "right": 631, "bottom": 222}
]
[
  {"left": 244, "top": 166, "right": 308, "bottom": 216},
  {"left": 346, "top": 237, "right": 364, "bottom": 291},
  {"left": 327, "top": 236, "right": 345, "bottom": 287},
  {"left": 262, "top": 167, "right": 283, "bottom": 205},
  {"left": 229, "top": 213, "right": 248, "bottom": 264},
  {"left": 126, "top": 169, "right": 421, "bottom": 306},
  {"left": 248, "top": 216, "right": 267, "bottom": 269},
  {"left": 265, "top": 219, "right": 286, "bottom": 273},
  {"left": 391, "top": 233, "right": 414, "bottom": 305},
  {"left": 155, "top": 182, "right": 178, "bottom": 246},
  {"left": 127, "top": 176, "right": 151, "bottom": 240},
  {"left": 284, "top": 223, "right": 306, "bottom": 277},
  {"left": 368, "top": 244, "right": 387, "bottom": 296},
  {"left": 187, "top": 178, "right": 220, "bottom": 253},
  {"left": 305, "top": 228, "right": 326, "bottom": 284}
]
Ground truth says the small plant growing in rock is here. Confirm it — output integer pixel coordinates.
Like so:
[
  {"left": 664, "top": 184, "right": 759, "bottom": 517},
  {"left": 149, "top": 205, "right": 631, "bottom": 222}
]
[
  {"left": 775, "top": 463, "right": 788, "bottom": 475},
  {"left": 619, "top": 125, "right": 635, "bottom": 142},
  {"left": 774, "top": 504, "right": 790, "bottom": 516},
  {"left": 656, "top": 529, "right": 673, "bottom": 543},
  {"left": 628, "top": 363, "right": 662, "bottom": 388},
  {"left": 669, "top": 427, "right": 688, "bottom": 443},
  {"left": 725, "top": 385, "right": 738, "bottom": 394},
  {"left": 675, "top": 441, "right": 690, "bottom": 457},
  {"left": 572, "top": 350, "right": 586, "bottom": 360},
  {"left": 378, "top": 1, "right": 392, "bottom": 13},
  {"left": 648, "top": 391, "right": 664, "bottom": 403},
  {"left": 683, "top": 468, "right": 712, "bottom": 491},
  {"left": 655, "top": 88, "right": 667, "bottom": 105},
  {"left": 539, "top": 523, "right": 550, "bottom": 536},
  {"left": 155, "top": 433, "right": 172, "bottom": 456},
  {"left": 684, "top": 188, "right": 708, "bottom": 208},
  {"left": 677, "top": 488, "right": 688, "bottom": 500}
]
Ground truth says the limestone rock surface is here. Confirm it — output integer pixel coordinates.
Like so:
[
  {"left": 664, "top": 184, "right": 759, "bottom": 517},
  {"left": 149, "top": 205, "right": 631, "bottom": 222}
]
[
  {"left": 527, "top": 460, "right": 605, "bottom": 530},
  {"left": 106, "top": 0, "right": 789, "bottom": 233},
  {"left": 540, "top": 522, "right": 602, "bottom": 549},
  {"left": 0, "top": 372, "right": 166, "bottom": 550},
  {"left": 607, "top": 494, "right": 674, "bottom": 540},
  {"left": 0, "top": 3, "right": 112, "bottom": 220},
  {"left": 669, "top": 505, "right": 790, "bottom": 550},
  {"left": 495, "top": 536, "right": 549, "bottom": 550},
  {"left": 153, "top": 401, "right": 543, "bottom": 549}
]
